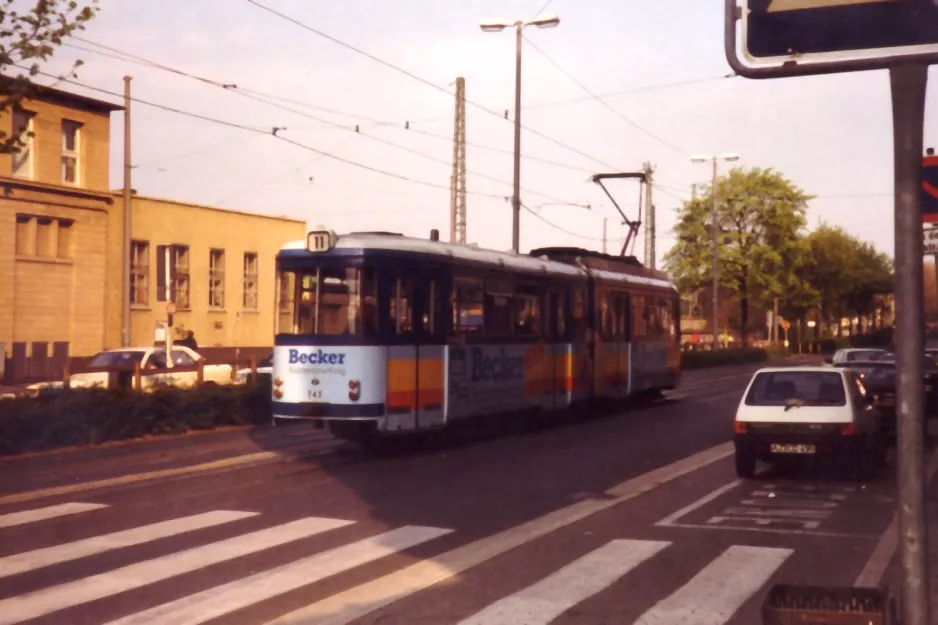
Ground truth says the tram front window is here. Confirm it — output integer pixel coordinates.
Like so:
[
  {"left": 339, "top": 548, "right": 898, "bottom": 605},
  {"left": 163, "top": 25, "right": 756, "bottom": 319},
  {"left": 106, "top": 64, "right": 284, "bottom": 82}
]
[{"left": 278, "top": 266, "right": 377, "bottom": 336}]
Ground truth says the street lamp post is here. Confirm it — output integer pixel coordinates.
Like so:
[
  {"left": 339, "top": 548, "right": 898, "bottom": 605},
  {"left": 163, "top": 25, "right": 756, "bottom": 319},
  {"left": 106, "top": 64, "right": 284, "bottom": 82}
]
[
  {"left": 691, "top": 153, "right": 740, "bottom": 350},
  {"left": 480, "top": 13, "right": 560, "bottom": 253}
]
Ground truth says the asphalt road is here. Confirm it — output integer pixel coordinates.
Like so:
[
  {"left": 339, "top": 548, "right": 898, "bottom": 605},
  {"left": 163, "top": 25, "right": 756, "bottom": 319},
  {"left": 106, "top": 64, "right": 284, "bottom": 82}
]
[{"left": 0, "top": 356, "right": 918, "bottom": 625}]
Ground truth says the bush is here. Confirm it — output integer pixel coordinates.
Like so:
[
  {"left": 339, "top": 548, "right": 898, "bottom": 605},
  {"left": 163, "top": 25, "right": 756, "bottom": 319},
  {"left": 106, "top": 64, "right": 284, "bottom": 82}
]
[
  {"left": 0, "top": 379, "right": 272, "bottom": 457},
  {"left": 681, "top": 347, "right": 773, "bottom": 370}
]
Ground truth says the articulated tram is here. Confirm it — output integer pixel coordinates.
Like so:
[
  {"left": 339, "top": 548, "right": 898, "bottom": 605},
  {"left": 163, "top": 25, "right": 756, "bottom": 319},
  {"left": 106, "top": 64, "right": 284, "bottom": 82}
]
[{"left": 272, "top": 228, "right": 681, "bottom": 443}]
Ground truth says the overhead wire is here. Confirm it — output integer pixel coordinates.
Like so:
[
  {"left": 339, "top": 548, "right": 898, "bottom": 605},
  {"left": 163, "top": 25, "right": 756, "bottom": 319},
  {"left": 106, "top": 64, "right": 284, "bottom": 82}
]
[
  {"left": 65, "top": 37, "right": 584, "bottom": 207},
  {"left": 244, "top": 0, "right": 623, "bottom": 172},
  {"left": 522, "top": 34, "right": 688, "bottom": 154},
  {"left": 26, "top": 67, "right": 511, "bottom": 201}
]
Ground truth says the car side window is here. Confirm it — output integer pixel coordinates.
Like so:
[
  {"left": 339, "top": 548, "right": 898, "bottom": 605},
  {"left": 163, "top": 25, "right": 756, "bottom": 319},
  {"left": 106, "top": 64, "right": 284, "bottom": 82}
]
[
  {"left": 171, "top": 349, "right": 195, "bottom": 366},
  {"left": 147, "top": 351, "right": 168, "bottom": 369},
  {"left": 844, "top": 371, "right": 867, "bottom": 405}
]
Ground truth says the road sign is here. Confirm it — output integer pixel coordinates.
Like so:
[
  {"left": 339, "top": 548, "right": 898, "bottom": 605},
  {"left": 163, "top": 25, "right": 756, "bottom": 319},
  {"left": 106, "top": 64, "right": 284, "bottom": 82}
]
[
  {"left": 924, "top": 226, "right": 938, "bottom": 255},
  {"left": 781, "top": 320, "right": 791, "bottom": 331},
  {"left": 924, "top": 155, "right": 938, "bottom": 222},
  {"left": 727, "top": 0, "right": 938, "bottom": 77}
]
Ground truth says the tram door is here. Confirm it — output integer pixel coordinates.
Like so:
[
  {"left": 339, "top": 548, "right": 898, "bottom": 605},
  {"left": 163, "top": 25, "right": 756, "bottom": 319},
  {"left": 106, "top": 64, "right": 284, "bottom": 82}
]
[{"left": 386, "top": 270, "right": 445, "bottom": 431}]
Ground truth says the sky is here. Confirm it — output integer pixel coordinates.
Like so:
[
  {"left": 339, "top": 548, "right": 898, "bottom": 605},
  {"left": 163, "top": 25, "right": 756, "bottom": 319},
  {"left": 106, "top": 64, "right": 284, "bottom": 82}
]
[{"left": 34, "top": 0, "right": 938, "bottom": 267}]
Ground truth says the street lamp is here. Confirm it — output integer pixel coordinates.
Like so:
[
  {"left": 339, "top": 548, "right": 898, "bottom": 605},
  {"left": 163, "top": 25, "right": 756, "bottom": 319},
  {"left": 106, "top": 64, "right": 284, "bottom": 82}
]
[
  {"left": 480, "top": 13, "right": 561, "bottom": 253},
  {"left": 691, "top": 153, "right": 740, "bottom": 350}
]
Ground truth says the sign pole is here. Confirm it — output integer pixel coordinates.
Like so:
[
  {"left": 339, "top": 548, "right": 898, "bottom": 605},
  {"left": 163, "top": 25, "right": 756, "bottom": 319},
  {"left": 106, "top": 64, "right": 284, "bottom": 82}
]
[{"left": 890, "top": 62, "right": 929, "bottom": 625}]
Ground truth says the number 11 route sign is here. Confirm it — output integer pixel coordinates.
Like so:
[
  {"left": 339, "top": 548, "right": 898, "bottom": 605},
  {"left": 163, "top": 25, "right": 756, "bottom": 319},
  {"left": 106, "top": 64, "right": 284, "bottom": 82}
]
[{"left": 728, "top": 0, "right": 938, "bottom": 77}]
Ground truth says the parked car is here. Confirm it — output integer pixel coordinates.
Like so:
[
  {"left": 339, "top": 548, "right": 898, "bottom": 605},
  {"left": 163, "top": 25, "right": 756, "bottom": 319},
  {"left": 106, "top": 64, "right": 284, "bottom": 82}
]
[
  {"left": 824, "top": 348, "right": 891, "bottom": 366},
  {"left": 26, "top": 346, "right": 235, "bottom": 393},
  {"left": 835, "top": 357, "right": 938, "bottom": 438},
  {"left": 236, "top": 352, "right": 272, "bottom": 385},
  {"left": 733, "top": 366, "right": 887, "bottom": 479}
]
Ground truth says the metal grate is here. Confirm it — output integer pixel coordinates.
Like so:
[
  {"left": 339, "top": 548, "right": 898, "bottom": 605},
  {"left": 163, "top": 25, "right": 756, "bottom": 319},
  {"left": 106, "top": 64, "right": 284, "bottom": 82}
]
[{"left": 762, "top": 584, "right": 896, "bottom": 625}]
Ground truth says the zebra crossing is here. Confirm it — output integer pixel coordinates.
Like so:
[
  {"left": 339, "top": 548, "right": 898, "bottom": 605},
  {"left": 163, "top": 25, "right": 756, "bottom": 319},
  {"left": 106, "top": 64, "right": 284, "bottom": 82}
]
[{"left": 0, "top": 500, "right": 797, "bottom": 624}]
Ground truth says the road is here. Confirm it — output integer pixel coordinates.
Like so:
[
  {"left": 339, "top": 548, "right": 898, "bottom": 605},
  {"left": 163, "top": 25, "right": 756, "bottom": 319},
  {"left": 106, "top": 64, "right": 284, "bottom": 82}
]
[{"left": 0, "top": 357, "right": 921, "bottom": 625}]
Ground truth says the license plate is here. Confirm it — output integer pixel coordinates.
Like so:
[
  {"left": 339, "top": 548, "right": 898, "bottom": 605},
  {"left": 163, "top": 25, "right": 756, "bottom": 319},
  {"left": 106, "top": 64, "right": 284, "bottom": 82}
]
[{"left": 770, "top": 443, "right": 816, "bottom": 454}]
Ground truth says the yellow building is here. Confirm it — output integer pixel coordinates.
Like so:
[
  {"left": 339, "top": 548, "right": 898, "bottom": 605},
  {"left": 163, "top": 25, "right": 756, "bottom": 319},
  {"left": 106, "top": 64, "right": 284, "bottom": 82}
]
[{"left": 0, "top": 82, "right": 306, "bottom": 383}]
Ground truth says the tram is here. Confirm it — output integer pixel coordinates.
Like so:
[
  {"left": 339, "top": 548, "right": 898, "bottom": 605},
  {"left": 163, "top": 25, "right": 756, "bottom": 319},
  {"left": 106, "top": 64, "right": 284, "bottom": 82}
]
[{"left": 271, "top": 227, "right": 681, "bottom": 443}]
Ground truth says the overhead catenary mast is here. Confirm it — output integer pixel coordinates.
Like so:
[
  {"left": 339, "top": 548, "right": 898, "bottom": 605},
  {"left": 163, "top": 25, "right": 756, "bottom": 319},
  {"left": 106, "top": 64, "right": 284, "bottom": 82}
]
[{"left": 450, "top": 77, "right": 467, "bottom": 244}]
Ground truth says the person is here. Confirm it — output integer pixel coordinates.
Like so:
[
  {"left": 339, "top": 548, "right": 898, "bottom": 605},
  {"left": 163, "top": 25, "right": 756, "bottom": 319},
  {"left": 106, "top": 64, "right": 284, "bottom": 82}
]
[{"left": 178, "top": 330, "right": 198, "bottom": 351}]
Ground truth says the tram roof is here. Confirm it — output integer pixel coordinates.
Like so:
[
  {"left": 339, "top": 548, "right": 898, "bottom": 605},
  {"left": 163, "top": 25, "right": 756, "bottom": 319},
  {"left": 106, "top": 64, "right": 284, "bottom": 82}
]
[{"left": 279, "top": 231, "right": 675, "bottom": 290}]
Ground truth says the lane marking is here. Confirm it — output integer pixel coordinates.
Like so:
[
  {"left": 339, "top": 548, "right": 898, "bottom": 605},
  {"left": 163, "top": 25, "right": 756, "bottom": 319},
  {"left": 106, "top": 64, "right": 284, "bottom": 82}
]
[
  {"left": 656, "top": 480, "right": 741, "bottom": 526},
  {"left": 0, "top": 451, "right": 282, "bottom": 506},
  {"left": 855, "top": 445, "right": 938, "bottom": 587},
  {"left": 263, "top": 441, "right": 734, "bottom": 625},
  {"left": 0, "top": 516, "right": 353, "bottom": 625},
  {"left": 0, "top": 510, "right": 258, "bottom": 579},
  {"left": 455, "top": 539, "right": 671, "bottom": 625},
  {"left": 105, "top": 526, "right": 453, "bottom": 625},
  {"left": 664, "top": 521, "right": 881, "bottom": 539},
  {"left": 0, "top": 502, "right": 108, "bottom": 529},
  {"left": 633, "top": 545, "right": 793, "bottom": 625}
]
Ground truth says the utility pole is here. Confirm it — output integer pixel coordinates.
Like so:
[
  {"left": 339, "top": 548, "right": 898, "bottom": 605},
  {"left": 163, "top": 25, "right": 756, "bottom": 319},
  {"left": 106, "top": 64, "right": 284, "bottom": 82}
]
[
  {"left": 122, "top": 76, "right": 132, "bottom": 347},
  {"left": 642, "top": 161, "right": 655, "bottom": 269},
  {"left": 691, "top": 183, "right": 698, "bottom": 200},
  {"left": 511, "top": 24, "right": 523, "bottom": 253},
  {"left": 450, "top": 77, "right": 467, "bottom": 244},
  {"left": 711, "top": 158, "right": 720, "bottom": 349},
  {"left": 773, "top": 296, "right": 780, "bottom": 345},
  {"left": 602, "top": 217, "right": 608, "bottom": 254}
]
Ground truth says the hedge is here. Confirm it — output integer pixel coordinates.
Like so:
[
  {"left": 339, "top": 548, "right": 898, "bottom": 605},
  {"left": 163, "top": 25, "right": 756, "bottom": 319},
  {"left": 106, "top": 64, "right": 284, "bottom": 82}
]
[
  {"left": 0, "top": 380, "right": 272, "bottom": 457},
  {"left": 680, "top": 346, "right": 793, "bottom": 370}
]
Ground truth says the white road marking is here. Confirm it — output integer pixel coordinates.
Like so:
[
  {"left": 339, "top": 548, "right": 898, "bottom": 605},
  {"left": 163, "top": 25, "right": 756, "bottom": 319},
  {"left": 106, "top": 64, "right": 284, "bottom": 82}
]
[
  {"left": 0, "top": 502, "right": 108, "bottom": 529},
  {"left": 656, "top": 480, "right": 741, "bottom": 526},
  {"left": 263, "top": 441, "right": 734, "bottom": 625},
  {"left": 104, "top": 525, "right": 453, "bottom": 625},
  {"left": 632, "top": 545, "right": 793, "bottom": 625},
  {"left": 0, "top": 516, "right": 353, "bottom": 625},
  {"left": 0, "top": 510, "right": 257, "bottom": 579},
  {"left": 455, "top": 539, "right": 671, "bottom": 625},
  {"left": 855, "top": 445, "right": 938, "bottom": 587}
]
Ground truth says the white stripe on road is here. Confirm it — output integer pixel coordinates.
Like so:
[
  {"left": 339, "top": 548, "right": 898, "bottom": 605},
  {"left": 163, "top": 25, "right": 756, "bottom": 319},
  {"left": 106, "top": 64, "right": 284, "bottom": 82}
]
[
  {"left": 0, "top": 516, "right": 353, "bottom": 625},
  {"left": 0, "top": 502, "right": 108, "bottom": 528},
  {"left": 105, "top": 526, "right": 453, "bottom": 625},
  {"left": 633, "top": 545, "right": 793, "bottom": 625},
  {"left": 263, "top": 442, "right": 735, "bottom": 625},
  {"left": 456, "top": 539, "right": 671, "bottom": 625},
  {"left": 0, "top": 510, "right": 258, "bottom": 579}
]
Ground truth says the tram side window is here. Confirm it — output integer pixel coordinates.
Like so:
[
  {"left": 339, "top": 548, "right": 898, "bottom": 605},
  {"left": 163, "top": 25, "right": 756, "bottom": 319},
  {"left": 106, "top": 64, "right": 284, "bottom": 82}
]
[
  {"left": 277, "top": 270, "right": 297, "bottom": 333},
  {"left": 631, "top": 294, "right": 648, "bottom": 337},
  {"left": 296, "top": 272, "right": 318, "bottom": 335},
  {"left": 422, "top": 280, "right": 443, "bottom": 340},
  {"left": 514, "top": 283, "right": 541, "bottom": 338},
  {"left": 597, "top": 290, "right": 611, "bottom": 340},
  {"left": 571, "top": 288, "right": 587, "bottom": 342},
  {"left": 556, "top": 289, "right": 567, "bottom": 339},
  {"left": 485, "top": 278, "right": 513, "bottom": 338},
  {"left": 452, "top": 276, "right": 484, "bottom": 336},
  {"left": 389, "top": 278, "right": 415, "bottom": 336},
  {"left": 612, "top": 292, "right": 628, "bottom": 340}
]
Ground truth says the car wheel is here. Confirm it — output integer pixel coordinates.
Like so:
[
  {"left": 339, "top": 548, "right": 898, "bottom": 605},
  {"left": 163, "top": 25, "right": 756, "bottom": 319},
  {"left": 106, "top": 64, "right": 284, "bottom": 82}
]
[{"left": 735, "top": 451, "right": 756, "bottom": 478}]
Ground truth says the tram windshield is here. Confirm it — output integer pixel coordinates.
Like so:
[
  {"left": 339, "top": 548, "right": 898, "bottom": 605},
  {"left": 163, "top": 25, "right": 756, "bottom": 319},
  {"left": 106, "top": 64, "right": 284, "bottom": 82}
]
[{"left": 277, "top": 266, "right": 377, "bottom": 336}]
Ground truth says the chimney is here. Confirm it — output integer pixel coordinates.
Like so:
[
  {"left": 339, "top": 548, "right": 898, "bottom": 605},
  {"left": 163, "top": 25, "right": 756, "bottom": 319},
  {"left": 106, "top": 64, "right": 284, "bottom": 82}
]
[{"left": 430, "top": 229, "right": 440, "bottom": 241}]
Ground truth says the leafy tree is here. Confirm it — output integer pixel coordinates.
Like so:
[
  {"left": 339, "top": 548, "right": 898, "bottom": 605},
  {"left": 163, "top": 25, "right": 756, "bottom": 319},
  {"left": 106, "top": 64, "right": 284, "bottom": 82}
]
[
  {"left": 1, "top": 0, "right": 100, "bottom": 153},
  {"left": 664, "top": 167, "right": 813, "bottom": 344}
]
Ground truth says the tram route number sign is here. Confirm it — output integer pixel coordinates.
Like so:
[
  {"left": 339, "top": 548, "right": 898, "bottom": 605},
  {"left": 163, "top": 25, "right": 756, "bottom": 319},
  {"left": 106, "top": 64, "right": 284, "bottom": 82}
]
[{"left": 733, "top": 0, "right": 938, "bottom": 76}]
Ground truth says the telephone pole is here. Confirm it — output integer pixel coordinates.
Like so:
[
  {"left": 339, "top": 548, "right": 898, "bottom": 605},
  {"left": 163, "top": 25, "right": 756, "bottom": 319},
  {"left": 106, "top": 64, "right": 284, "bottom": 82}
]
[
  {"left": 602, "top": 217, "right": 608, "bottom": 254},
  {"left": 450, "top": 77, "right": 467, "bottom": 244},
  {"left": 122, "top": 76, "right": 132, "bottom": 347},
  {"left": 642, "top": 161, "right": 655, "bottom": 269}
]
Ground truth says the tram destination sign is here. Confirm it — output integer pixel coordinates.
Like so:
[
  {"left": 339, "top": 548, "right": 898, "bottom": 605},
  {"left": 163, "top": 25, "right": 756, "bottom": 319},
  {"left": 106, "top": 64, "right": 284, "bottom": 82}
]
[{"left": 728, "top": 0, "right": 938, "bottom": 77}]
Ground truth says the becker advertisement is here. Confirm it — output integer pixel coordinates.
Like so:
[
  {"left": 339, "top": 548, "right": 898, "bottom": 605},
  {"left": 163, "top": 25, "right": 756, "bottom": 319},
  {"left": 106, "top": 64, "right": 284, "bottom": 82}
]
[
  {"left": 271, "top": 345, "right": 386, "bottom": 405},
  {"left": 446, "top": 343, "right": 546, "bottom": 418}
]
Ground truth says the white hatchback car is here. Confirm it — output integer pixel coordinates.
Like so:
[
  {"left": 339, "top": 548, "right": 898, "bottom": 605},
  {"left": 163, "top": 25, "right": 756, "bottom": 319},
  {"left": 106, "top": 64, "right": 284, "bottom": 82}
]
[{"left": 733, "top": 366, "right": 887, "bottom": 479}]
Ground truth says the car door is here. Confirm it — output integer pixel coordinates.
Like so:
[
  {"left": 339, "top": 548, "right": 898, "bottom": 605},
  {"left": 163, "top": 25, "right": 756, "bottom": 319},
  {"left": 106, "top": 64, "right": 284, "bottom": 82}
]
[
  {"left": 170, "top": 348, "right": 199, "bottom": 387},
  {"left": 845, "top": 370, "right": 875, "bottom": 434}
]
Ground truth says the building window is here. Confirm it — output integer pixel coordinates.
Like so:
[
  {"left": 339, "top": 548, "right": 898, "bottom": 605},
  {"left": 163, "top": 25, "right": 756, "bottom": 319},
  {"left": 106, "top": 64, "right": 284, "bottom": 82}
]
[
  {"left": 209, "top": 248, "right": 225, "bottom": 308},
  {"left": 156, "top": 244, "right": 190, "bottom": 309},
  {"left": 130, "top": 241, "right": 149, "bottom": 305},
  {"left": 243, "top": 252, "right": 258, "bottom": 310},
  {"left": 14, "top": 214, "right": 73, "bottom": 258},
  {"left": 61, "top": 119, "right": 81, "bottom": 186},
  {"left": 11, "top": 109, "right": 34, "bottom": 178}
]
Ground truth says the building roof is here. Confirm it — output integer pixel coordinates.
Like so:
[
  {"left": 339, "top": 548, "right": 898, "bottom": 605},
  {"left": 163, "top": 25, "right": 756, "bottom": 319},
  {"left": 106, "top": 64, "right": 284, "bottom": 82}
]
[
  {"left": 4, "top": 78, "right": 125, "bottom": 114},
  {"left": 111, "top": 191, "right": 307, "bottom": 225}
]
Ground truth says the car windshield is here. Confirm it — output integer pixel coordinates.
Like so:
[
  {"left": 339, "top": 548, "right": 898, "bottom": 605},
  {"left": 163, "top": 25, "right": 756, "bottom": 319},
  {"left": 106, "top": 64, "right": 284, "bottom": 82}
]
[
  {"left": 744, "top": 371, "right": 847, "bottom": 407},
  {"left": 89, "top": 351, "right": 145, "bottom": 368},
  {"left": 845, "top": 349, "right": 889, "bottom": 361}
]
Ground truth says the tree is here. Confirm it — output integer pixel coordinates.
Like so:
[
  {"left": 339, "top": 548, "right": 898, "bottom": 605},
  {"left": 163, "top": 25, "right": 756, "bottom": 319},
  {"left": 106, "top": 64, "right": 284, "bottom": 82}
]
[
  {"left": 1, "top": 0, "right": 100, "bottom": 153},
  {"left": 664, "top": 167, "right": 813, "bottom": 345}
]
